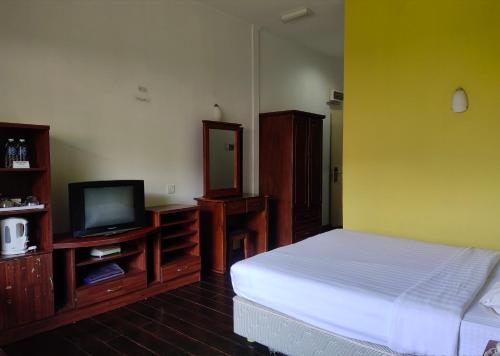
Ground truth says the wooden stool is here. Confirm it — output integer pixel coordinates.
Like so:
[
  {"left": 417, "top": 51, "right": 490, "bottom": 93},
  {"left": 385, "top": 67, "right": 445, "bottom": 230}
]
[{"left": 227, "top": 229, "right": 253, "bottom": 266}]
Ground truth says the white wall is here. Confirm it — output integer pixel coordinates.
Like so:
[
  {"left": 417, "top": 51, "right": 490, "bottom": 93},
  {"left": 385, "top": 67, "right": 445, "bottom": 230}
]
[
  {"left": 0, "top": 0, "right": 254, "bottom": 232},
  {"left": 259, "top": 30, "right": 343, "bottom": 225}
]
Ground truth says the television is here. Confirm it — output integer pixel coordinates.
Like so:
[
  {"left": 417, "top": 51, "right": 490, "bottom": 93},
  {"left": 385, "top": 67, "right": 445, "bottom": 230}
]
[{"left": 69, "top": 180, "right": 146, "bottom": 237}]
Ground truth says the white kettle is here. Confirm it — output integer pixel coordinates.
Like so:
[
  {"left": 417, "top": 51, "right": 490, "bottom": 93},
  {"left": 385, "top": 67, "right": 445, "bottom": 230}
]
[{"left": 1, "top": 218, "right": 29, "bottom": 255}]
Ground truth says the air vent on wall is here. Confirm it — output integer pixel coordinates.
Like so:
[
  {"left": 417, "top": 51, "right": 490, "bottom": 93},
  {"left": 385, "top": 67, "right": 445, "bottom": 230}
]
[{"left": 327, "top": 90, "right": 344, "bottom": 106}]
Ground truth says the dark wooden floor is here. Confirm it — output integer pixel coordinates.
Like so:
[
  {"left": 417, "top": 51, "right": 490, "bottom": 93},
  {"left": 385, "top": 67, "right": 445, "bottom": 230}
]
[{"left": 3, "top": 273, "right": 270, "bottom": 356}]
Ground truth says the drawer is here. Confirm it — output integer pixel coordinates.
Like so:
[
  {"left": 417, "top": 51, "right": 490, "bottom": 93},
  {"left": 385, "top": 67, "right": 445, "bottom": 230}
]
[
  {"left": 293, "top": 227, "right": 321, "bottom": 243},
  {"left": 225, "top": 200, "right": 246, "bottom": 215},
  {"left": 294, "top": 230, "right": 312, "bottom": 243},
  {"left": 294, "top": 208, "right": 321, "bottom": 224},
  {"left": 161, "top": 255, "right": 201, "bottom": 282},
  {"left": 76, "top": 270, "right": 147, "bottom": 308},
  {"left": 246, "top": 198, "right": 264, "bottom": 213},
  {"left": 294, "top": 220, "right": 321, "bottom": 243}
]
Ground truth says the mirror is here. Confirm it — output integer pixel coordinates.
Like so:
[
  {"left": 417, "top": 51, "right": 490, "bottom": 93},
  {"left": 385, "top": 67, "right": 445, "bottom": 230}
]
[{"left": 203, "top": 120, "right": 242, "bottom": 198}]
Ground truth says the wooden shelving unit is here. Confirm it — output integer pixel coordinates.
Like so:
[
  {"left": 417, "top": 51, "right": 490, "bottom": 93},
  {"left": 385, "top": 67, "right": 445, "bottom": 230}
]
[
  {"left": 0, "top": 122, "right": 54, "bottom": 333},
  {"left": 148, "top": 204, "right": 201, "bottom": 285},
  {"left": 53, "top": 228, "right": 152, "bottom": 311}
]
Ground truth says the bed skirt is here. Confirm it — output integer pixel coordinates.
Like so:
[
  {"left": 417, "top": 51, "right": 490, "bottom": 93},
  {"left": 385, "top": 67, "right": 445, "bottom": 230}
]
[{"left": 233, "top": 296, "right": 406, "bottom": 356}]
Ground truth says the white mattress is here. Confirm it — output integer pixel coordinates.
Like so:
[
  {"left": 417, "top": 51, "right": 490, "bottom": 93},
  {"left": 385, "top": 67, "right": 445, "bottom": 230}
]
[{"left": 231, "top": 229, "right": 500, "bottom": 355}]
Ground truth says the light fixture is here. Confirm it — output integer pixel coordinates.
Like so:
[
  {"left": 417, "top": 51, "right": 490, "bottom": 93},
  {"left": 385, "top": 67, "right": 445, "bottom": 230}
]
[
  {"left": 281, "top": 7, "right": 311, "bottom": 23},
  {"left": 451, "top": 88, "right": 468, "bottom": 113}
]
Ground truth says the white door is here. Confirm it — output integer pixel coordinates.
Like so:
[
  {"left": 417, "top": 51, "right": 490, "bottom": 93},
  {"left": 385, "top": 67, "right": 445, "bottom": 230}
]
[{"left": 330, "top": 108, "right": 343, "bottom": 228}]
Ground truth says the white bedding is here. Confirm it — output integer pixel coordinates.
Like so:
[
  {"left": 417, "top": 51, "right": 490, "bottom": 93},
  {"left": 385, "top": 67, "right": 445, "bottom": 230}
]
[
  {"left": 388, "top": 246, "right": 498, "bottom": 355},
  {"left": 231, "top": 229, "right": 500, "bottom": 356},
  {"left": 460, "top": 263, "right": 500, "bottom": 355}
]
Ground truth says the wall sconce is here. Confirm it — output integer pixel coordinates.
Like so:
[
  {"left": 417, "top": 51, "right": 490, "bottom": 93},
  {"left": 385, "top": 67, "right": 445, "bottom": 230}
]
[{"left": 451, "top": 88, "right": 468, "bottom": 113}]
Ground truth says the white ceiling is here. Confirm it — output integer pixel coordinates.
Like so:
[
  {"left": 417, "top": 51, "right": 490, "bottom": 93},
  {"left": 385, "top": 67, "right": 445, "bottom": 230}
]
[{"left": 197, "top": 0, "right": 344, "bottom": 58}]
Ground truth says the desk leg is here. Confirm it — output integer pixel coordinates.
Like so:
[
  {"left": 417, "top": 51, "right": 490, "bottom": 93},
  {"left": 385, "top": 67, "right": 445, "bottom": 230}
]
[
  {"left": 199, "top": 202, "right": 227, "bottom": 274},
  {"left": 247, "top": 198, "right": 269, "bottom": 256}
]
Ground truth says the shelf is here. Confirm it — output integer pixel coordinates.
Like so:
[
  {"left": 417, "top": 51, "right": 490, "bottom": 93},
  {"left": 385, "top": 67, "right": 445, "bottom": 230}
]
[
  {"left": 162, "top": 241, "right": 197, "bottom": 253},
  {"left": 147, "top": 204, "right": 197, "bottom": 214},
  {"left": 0, "top": 168, "right": 46, "bottom": 173},
  {"left": 0, "top": 207, "right": 48, "bottom": 217},
  {"left": 76, "top": 248, "right": 142, "bottom": 267},
  {"left": 163, "top": 253, "right": 200, "bottom": 266},
  {"left": 76, "top": 268, "right": 143, "bottom": 291},
  {"left": 54, "top": 226, "right": 157, "bottom": 249},
  {"left": 160, "top": 218, "right": 197, "bottom": 228},
  {"left": 161, "top": 230, "right": 196, "bottom": 240}
]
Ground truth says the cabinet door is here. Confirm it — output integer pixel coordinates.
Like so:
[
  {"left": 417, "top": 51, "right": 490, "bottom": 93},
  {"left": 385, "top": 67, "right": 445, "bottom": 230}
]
[
  {"left": 308, "top": 118, "right": 323, "bottom": 209},
  {"left": 293, "top": 117, "right": 309, "bottom": 211},
  {"left": 0, "top": 253, "right": 54, "bottom": 330}
]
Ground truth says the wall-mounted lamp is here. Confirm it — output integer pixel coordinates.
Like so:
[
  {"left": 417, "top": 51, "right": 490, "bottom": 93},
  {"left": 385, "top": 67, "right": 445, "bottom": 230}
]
[
  {"left": 281, "top": 7, "right": 311, "bottom": 23},
  {"left": 451, "top": 88, "right": 468, "bottom": 113}
]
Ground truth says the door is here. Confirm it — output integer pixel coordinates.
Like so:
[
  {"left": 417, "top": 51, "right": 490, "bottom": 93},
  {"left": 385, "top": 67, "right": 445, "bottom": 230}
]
[
  {"left": 293, "top": 117, "right": 309, "bottom": 212},
  {"left": 330, "top": 109, "right": 343, "bottom": 228},
  {"left": 308, "top": 118, "right": 323, "bottom": 210},
  {"left": 0, "top": 253, "right": 54, "bottom": 330}
]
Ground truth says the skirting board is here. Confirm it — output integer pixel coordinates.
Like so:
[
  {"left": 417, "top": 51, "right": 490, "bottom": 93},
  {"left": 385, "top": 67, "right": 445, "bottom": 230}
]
[{"left": 233, "top": 296, "right": 403, "bottom": 356}]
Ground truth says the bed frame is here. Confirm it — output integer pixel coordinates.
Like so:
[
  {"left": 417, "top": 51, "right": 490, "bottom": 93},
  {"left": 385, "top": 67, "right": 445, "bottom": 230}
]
[{"left": 233, "top": 296, "right": 404, "bottom": 356}]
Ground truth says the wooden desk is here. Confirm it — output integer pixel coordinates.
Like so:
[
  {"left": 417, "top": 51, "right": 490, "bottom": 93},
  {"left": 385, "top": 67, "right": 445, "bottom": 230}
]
[{"left": 195, "top": 194, "right": 269, "bottom": 274}]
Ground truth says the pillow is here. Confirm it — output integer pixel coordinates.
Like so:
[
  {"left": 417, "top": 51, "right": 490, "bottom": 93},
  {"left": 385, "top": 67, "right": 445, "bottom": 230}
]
[{"left": 480, "top": 281, "right": 500, "bottom": 315}]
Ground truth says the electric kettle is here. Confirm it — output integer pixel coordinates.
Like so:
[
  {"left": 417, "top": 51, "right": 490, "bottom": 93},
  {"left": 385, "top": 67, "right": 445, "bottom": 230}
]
[{"left": 1, "top": 218, "right": 29, "bottom": 255}]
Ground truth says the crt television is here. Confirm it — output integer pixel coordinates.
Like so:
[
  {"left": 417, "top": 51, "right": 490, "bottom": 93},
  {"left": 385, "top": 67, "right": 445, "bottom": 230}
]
[{"left": 69, "top": 180, "right": 146, "bottom": 237}]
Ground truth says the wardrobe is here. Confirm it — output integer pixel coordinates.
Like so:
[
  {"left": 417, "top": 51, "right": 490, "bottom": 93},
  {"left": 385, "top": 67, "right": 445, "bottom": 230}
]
[{"left": 259, "top": 110, "right": 325, "bottom": 248}]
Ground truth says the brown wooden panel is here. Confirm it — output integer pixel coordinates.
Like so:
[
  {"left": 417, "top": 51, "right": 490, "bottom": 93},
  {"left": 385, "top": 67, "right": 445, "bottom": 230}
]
[
  {"left": 308, "top": 117, "right": 323, "bottom": 210},
  {"left": 246, "top": 197, "right": 264, "bottom": 212},
  {"left": 225, "top": 200, "right": 246, "bottom": 215},
  {"left": 75, "top": 271, "right": 146, "bottom": 308},
  {"left": 161, "top": 256, "right": 201, "bottom": 282},
  {"left": 294, "top": 208, "right": 322, "bottom": 225},
  {"left": 293, "top": 116, "right": 309, "bottom": 211},
  {"left": 259, "top": 113, "right": 294, "bottom": 248},
  {"left": 0, "top": 253, "right": 54, "bottom": 331}
]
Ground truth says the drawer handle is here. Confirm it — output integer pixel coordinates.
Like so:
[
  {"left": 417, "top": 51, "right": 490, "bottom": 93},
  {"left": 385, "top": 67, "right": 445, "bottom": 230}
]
[
  {"left": 176, "top": 266, "right": 188, "bottom": 272},
  {"left": 106, "top": 287, "right": 123, "bottom": 293}
]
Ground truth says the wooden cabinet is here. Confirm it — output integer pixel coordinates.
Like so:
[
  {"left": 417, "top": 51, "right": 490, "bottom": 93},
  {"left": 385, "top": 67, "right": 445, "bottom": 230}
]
[
  {"left": 0, "top": 123, "right": 54, "bottom": 333},
  {"left": 147, "top": 205, "right": 201, "bottom": 285},
  {"left": 260, "top": 110, "right": 324, "bottom": 247},
  {"left": 53, "top": 227, "right": 153, "bottom": 311},
  {"left": 0, "top": 253, "right": 54, "bottom": 330}
]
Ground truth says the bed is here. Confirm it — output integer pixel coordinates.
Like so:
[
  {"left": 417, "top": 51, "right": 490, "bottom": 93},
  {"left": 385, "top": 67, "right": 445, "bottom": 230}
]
[{"left": 231, "top": 229, "right": 500, "bottom": 356}]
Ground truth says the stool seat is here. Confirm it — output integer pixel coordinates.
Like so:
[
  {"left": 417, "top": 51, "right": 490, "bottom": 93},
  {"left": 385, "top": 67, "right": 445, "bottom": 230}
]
[{"left": 227, "top": 229, "right": 254, "bottom": 266}]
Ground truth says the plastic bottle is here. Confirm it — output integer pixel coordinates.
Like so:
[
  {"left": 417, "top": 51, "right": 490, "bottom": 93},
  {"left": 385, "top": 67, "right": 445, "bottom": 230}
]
[
  {"left": 17, "top": 138, "right": 28, "bottom": 162},
  {"left": 4, "top": 138, "right": 17, "bottom": 168}
]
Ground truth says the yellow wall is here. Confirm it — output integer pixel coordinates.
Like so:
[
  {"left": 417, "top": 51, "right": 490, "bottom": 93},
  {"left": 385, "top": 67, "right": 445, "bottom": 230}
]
[{"left": 344, "top": 0, "right": 500, "bottom": 249}]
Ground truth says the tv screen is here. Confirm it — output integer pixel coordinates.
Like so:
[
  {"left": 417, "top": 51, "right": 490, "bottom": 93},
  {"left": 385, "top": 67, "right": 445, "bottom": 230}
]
[{"left": 69, "top": 180, "right": 145, "bottom": 237}]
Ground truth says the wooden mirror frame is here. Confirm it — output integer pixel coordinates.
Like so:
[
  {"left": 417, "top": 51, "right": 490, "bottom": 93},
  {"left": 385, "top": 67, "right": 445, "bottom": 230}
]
[{"left": 202, "top": 120, "right": 243, "bottom": 198}]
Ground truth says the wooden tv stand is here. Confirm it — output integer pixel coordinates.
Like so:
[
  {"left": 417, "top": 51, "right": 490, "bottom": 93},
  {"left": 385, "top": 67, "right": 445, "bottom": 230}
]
[{"left": 0, "top": 205, "right": 201, "bottom": 346}]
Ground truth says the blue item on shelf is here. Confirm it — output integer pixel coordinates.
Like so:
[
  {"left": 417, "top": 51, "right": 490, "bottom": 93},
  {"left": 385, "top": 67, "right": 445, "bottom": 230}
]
[{"left": 82, "top": 262, "right": 125, "bottom": 285}]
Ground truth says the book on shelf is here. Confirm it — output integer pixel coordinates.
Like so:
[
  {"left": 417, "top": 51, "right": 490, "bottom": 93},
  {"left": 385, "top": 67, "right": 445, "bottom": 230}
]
[{"left": 82, "top": 262, "right": 125, "bottom": 285}]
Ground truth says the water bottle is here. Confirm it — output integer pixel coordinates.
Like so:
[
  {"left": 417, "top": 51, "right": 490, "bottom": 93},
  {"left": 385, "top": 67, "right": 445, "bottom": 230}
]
[
  {"left": 17, "top": 138, "right": 28, "bottom": 162},
  {"left": 4, "top": 138, "right": 17, "bottom": 168}
]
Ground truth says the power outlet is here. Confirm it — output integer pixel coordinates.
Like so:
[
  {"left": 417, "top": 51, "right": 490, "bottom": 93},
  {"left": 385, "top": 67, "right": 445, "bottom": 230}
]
[{"left": 167, "top": 184, "right": 175, "bottom": 194}]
